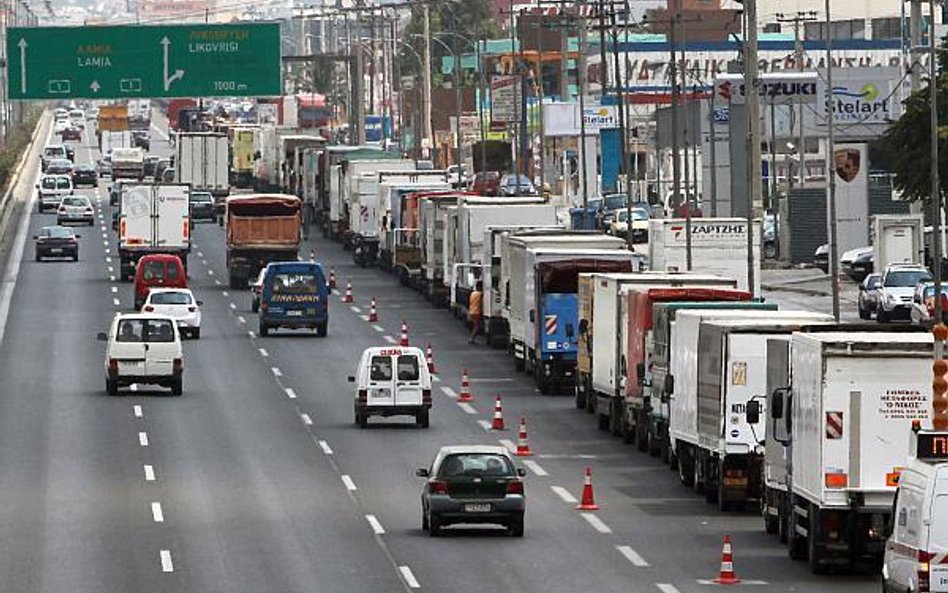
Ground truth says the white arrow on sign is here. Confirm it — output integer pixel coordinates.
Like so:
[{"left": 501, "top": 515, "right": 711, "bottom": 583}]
[
  {"left": 18, "top": 38, "right": 27, "bottom": 94},
  {"left": 160, "top": 37, "right": 184, "bottom": 92},
  {"left": 90, "top": 80, "right": 100, "bottom": 93}
]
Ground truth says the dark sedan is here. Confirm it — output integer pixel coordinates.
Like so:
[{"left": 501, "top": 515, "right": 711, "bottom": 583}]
[
  {"left": 190, "top": 191, "right": 216, "bottom": 222},
  {"left": 34, "top": 226, "right": 79, "bottom": 261},
  {"left": 72, "top": 163, "right": 98, "bottom": 187},
  {"left": 132, "top": 131, "right": 151, "bottom": 151},
  {"left": 64, "top": 145, "right": 75, "bottom": 162},
  {"left": 143, "top": 155, "right": 160, "bottom": 178},
  {"left": 45, "top": 158, "right": 73, "bottom": 175},
  {"left": 60, "top": 127, "right": 82, "bottom": 142}
]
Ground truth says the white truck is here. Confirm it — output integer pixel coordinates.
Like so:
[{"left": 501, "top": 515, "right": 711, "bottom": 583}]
[
  {"left": 871, "top": 214, "right": 924, "bottom": 272},
  {"left": 174, "top": 132, "right": 230, "bottom": 199},
  {"left": 507, "top": 247, "right": 639, "bottom": 393},
  {"left": 100, "top": 130, "right": 132, "bottom": 156},
  {"left": 770, "top": 332, "right": 933, "bottom": 573},
  {"left": 648, "top": 218, "right": 762, "bottom": 294},
  {"left": 118, "top": 184, "right": 190, "bottom": 280},
  {"left": 418, "top": 193, "right": 462, "bottom": 306},
  {"left": 340, "top": 160, "right": 416, "bottom": 245},
  {"left": 668, "top": 311, "right": 833, "bottom": 509},
  {"left": 111, "top": 147, "right": 145, "bottom": 180}
]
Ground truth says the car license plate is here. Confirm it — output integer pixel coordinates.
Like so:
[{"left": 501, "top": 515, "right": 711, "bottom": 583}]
[
  {"left": 119, "top": 360, "right": 143, "bottom": 372},
  {"left": 50, "top": 248, "right": 62, "bottom": 253},
  {"left": 464, "top": 503, "right": 491, "bottom": 513},
  {"left": 287, "top": 310, "right": 303, "bottom": 316}
]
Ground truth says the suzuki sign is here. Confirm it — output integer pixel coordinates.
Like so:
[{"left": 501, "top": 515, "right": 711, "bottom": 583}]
[{"left": 713, "top": 72, "right": 819, "bottom": 106}]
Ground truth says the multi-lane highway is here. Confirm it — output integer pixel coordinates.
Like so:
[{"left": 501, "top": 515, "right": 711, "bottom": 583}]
[{"left": 0, "top": 111, "right": 880, "bottom": 593}]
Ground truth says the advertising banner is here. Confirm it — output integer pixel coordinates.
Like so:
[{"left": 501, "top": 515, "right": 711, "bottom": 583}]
[
  {"left": 491, "top": 75, "right": 521, "bottom": 124},
  {"left": 834, "top": 143, "right": 869, "bottom": 253}
]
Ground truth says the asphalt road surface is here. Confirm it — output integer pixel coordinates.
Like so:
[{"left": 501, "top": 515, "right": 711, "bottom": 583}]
[{"left": 0, "top": 112, "right": 881, "bottom": 593}]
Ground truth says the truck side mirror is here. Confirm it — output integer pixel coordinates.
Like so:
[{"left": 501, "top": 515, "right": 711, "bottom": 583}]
[
  {"left": 347, "top": 375, "right": 355, "bottom": 383},
  {"left": 96, "top": 332, "right": 108, "bottom": 341},
  {"left": 565, "top": 323, "right": 574, "bottom": 338},
  {"left": 529, "top": 310, "right": 535, "bottom": 323},
  {"left": 771, "top": 387, "right": 787, "bottom": 420},
  {"left": 415, "top": 468, "right": 429, "bottom": 478},
  {"left": 664, "top": 374, "right": 674, "bottom": 397},
  {"left": 746, "top": 400, "right": 761, "bottom": 425}
]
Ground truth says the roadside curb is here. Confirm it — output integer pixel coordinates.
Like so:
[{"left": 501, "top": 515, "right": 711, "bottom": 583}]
[
  {"left": 761, "top": 283, "right": 830, "bottom": 297},
  {"left": 0, "top": 111, "right": 51, "bottom": 255}
]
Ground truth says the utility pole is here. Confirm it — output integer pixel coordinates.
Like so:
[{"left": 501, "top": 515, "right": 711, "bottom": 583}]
[
  {"left": 930, "top": 0, "right": 943, "bottom": 336},
  {"left": 422, "top": 4, "right": 433, "bottom": 157},
  {"left": 669, "top": 12, "right": 682, "bottom": 221},
  {"left": 777, "top": 12, "right": 817, "bottom": 188},
  {"left": 823, "top": 0, "right": 839, "bottom": 321},
  {"left": 744, "top": 0, "right": 762, "bottom": 297},
  {"left": 911, "top": 0, "right": 923, "bottom": 92},
  {"left": 576, "top": 4, "right": 590, "bottom": 207},
  {"left": 451, "top": 9, "right": 463, "bottom": 170}
]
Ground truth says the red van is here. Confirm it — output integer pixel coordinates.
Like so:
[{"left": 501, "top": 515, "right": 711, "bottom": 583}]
[{"left": 134, "top": 254, "right": 187, "bottom": 310}]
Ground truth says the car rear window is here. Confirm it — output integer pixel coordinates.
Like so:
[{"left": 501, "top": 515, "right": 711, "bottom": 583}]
[
  {"left": 145, "top": 319, "right": 176, "bottom": 342},
  {"left": 150, "top": 292, "right": 192, "bottom": 305},
  {"left": 271, "top": 273, "right": 317, "bottom": 294},
  {"left": 62, "top": 197, "right": 85, "bottom": 206},
  {"left": 117, "top": 319, "right": 144, "bottom": 342},
  {"left": 370, "top": 355, "right": 393, "bottom": 381},
  {"left": 141, "top": 261, "right": 166, "bottom": 280},
  {"left": 439, "top": 453, "right": 515, "bottom": 478},
  {"left": 45, "top": 227, "right": 73, "bottom": 239},
  {"left": 41, "top": 178, "right": 57, "bottom": 189},
  {"left": 397, "top": 355, "right": 419, "bottom": 381},
  {"left": 56, "top": 179, "right": 71, "bottom": 190}
]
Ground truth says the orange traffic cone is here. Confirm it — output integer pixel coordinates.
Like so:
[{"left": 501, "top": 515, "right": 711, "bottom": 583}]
[
  {"left": 458, "top": 369, "right": 472, "bottom": 402},
  {"left": 399, "top": 320, "right": 409, "bottom": 347},
  {"left": 426, "top": 343, "right": 436, "bottom": 373},
  {"left": 343, "top": 280, "right": 353, "bottom": 303},
  {"left": 368, "top": 298, "right": 378, "bottom": 322},
  {"left": 712, "top": 535, "right": 741, "bottom": 585},
  {"left": 575, "top": 466, "right": 599, "bottom": 510},
  {"left": 491, "top": 395, "right": 505, "bottom": 430},
  {"left": 515, "top": 417, "right": 533, "bottom": 456},
  {"left": 328, "top": 267, "right": 337, "bottom": 289}
]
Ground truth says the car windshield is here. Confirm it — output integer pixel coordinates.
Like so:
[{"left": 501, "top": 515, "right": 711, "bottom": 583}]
[
  {"left": 439, "top": 453, "right": 515, "bottom": 478},
  {"left": 51, "top": 160, "right": 70, "bottom": 168},
  {"left": 75, "top": 164, "right": 93, "bottom": 171},
  {"left": 144, "top": 319, "right": 176, "bottom": 342},
  {"left": 141, "top": 261, "right": 167, "bottom": 280},
  {"left": 57, "top": 179, "right": 72, "bottom": 189},
  {"left": 923, "top": 285, "right": 948, "bottom": 298},
  {"left": 150, "top": 291, "right": 192, "bottom": 305},
  {"left": 504, "top": 175, "right": 532, "bottom": 186},
  {"left": 865, "top": 276, "right": 882, "bottom": 289},
  {"left": 271, "top": 273, "right": 318, "bottom": 294},
  {"left": 885, "top": 269, "right": 932, "bottom": 287},
  {"left": 603, "top": 195, "right": 626, "bottom": 210},
  {"left": 616, "top": 208, "right": 650, "bottom": 222},
  {"left": 44, "top": 227, "right": 72, "bottom": 238},
  {"left": 192, "top": 193, "right": 212, "bottom": 203},
  {"left": 586, "top": 199, "right": 602, "bottom": 210},
  {"left": 44, "top": 147, "right": 64, "bottom": 157},
  {"left": 61, "top": 197, "right": 86, "bottom": 207}
]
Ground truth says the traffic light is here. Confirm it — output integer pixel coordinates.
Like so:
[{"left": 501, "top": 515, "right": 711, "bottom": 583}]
[{"left": 933, "top": 323, "right": 948, "bottom": 431}]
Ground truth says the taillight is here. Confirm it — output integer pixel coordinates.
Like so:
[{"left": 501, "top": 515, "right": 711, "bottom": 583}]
[
  {"left": 183, "top": 219, "right": 190, "bottom": 239},
  {"left": 357, "top": 389, "right": 367, "bottom": 404},
  {"left": 822, "top": 511, "right": 841, "bottom": 541},
  {"left": 918, "top": 549, "right": 932, "bottom": 591},
  {"left": 85, "top": 207, "right": 93, "bottom": 213},
  {"left": 143, "top": 305, "right": 154, "bottom": 312},
  {"left": 173, "top": 358, "right": 183, "bottom": 371},
  {"left": 108, "top": 358, "right": 118, "bottom": 372},
  {"left": 428, "top": 480, "right": 449, "bottom": 495},
  {"left": 119, "top": 218, "right": 126, "bottom": 239},
  {"left": 506, "top": 479, "right": 524, "bottom": 495},
  {"left": 422, "top": 388, "right": 431, "bottom": 406},
  {"left": 58, "top": 207, "right": 66, "bottom": 214}
]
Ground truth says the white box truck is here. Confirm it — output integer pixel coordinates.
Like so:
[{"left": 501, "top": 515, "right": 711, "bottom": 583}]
[
  {"left": 668, "top": 311, "right": 833, "bottom": 508},
  {"left": 118, "top": 184, "right": 190, "bottom": 280},
  {"left": 648, "top": 218, "right": 762, "bottom": 294},
  {"left": 775, "top": 332, "right": 933, "bottom": 573},
  {"left": 872, "top": 214, "right": 924, "bottom": 272},
  {"left": 175, "top": 132, "right": 230, "bottom": 198}
]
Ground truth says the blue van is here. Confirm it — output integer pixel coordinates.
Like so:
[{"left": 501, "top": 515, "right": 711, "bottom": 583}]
[{"left": 258, "top": 261, "right": 329, "bottom": 337}]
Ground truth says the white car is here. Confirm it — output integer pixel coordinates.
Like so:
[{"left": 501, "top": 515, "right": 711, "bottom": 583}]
[
  {"left": 877, "top": 264, "right": 932, "bottom": 323},
  {"left": 57, "top": 195, "right": 94, "bottom": 226},
  {"left": 98, "top": 313, "right": 184, "bottom": 395},
  {"left": 142, "top": 288, "right": 202, "bottom": 339},
  {"left": 348, "top": 346, "right": 432, "bottom": 428},
  {"left": 36, "top": 174, "right": 73, "bottom": 213},
  {"left": 53, "top": 117, "right": 70, "bottom": 134}
]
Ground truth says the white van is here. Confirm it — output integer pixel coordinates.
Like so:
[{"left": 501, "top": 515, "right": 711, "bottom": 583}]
[
  {"left": 349, "top": 346, "right": 432, "bottom": 428},
  {"left": 883, "top": 430, "right": 948, "bottom": 593},
  {"left": 98, "top": 313, "right": 184, "bottom": 396}
]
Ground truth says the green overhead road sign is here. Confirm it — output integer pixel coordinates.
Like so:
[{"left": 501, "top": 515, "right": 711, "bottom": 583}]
[{"left": 6, "top": 23, "right": 282, "bottom": 100}]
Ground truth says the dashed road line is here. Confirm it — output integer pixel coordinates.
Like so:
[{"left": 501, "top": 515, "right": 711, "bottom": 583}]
[
  {"left": 365, "top": 514, "right": 386, "bottom": 535},
  {"left": 143, "top": 465, "right": 156, "bottom": 482},
  {"left": 372, "top": 325, "right": 385, "bottom": 333},
  {"left": 656, "top": 585, "right": 682, "bottom": 593},
  {"left": 109, "top": 275, "right": 116, "bottom": 282},
  {"left": 237, "top": 315, "right": 246, "bottom": 324},
  {"left": 522, "top": 459, "right": 549, "bottom": 476},
  {"left": 383, "top": 335, "right": 396, "bottom": 344},
  {"left": 133, "top": 405, "right": 143, "bottom": 418},
  {"left": 229, "top": 302, "right": 236, "bottom": 310},
  {"left": 360, "top": 314, "right": 369, "bottom": 322},
  {"left": 112, "top": 298, "right": 121, "bottom": 306},
  {"left": 440, "top": 386, "right": 457, "bottom": 398},
  {"left": 477, "top": 419, "right": 492, "bottom": 431},
  {"left": 551, "top": 486, "right": 578, "bottom": 504},
  {"left": 248, "top": 331, "right": 256, "bottom": 338},
  {"left": 271, "top": 367, "right": 282, "bottom": 377},
  {"left": 151, "top": 502, "right": 164, "bottom": 523},
  {"left": 617, "top": 545, "right": 650, "bottom": 567},
  {"left": 159, "top": 550, "right": 174, "bottom": 573},
  {"left": 285, "top": 387, "right": 297, "bottom": 400},
  {"left": 215, "top": 279, "right": 222, "bottom": 285},
  {"left": 258, "top": 347, "right": 269, "bottom": 358},
  {"left": 398, "top": 566, "right": 420, "bottom": 589},
  {"left": 111, "top": 286, "right": 118, "bottom": 293},
  {"left": 458, "top": 402, "right": 477, "bottom": 415},
  {"left": 318, "top": 440, "right": 333, "bottom": 455},
  {"left": 138, "top": 432, "right": 149, "bottom": 447},
  {"left": 207, "top": 269, "right": 214, "bottom": 276},
  {"left": 130, "top": 384, "right": 138, "bottom": 392},
  {"left": 581, "top": 513, "right": 612, "bottom": 534},
  {"left": 341, "top": 474, "right": 357, "bottom": 491},
  {"left": 300, "top": 413, "right": 313, "bottom": 425},
  {"left": 222, "top": 290, "right": 229, "bottom": 297},
  {"left": 498, "top": 438, "right": 516, "bottom": 452}
]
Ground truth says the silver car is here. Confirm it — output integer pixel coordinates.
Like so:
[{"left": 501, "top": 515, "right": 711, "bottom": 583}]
[{"left": 416, "top": 445, "right": 526, "bottom": 537}]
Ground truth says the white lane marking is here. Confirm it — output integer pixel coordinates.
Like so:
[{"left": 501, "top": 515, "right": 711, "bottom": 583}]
[
  {"left": 222, "top": 290, "right": 229, "bottom": 297},
  {"left": 215, "top": 279, "right": 222, "bottom": 285},
  {"left": 111, "top": 286, "right": 118, "bottom": 293},
  {"left": 109, "top": 275, "right": 116, "bottom": 282},
  {"left": 102, "top": 240, "right": 108, "bottom": 246},
  {"left": 138, "top": 432, "right": 149, "bottom": 447},
  {"left": 105, "top": 256, "right": 111, "bottom": 263},
  {"left": 101, "top": 232, "right": 107, "bottom": 238},
  {"left": 258, "top": 348, "right": 269, "bottom": 358},
  {"left": 551, "top": 486, "right": 578, "bottom": 504},
  {"left": 617, "top": 545, "right": 650, "bottom": 567},
  {"left": 432, "top": 375, "right": 441, "bottom": 383},
  {"left": 365, "top": 514, "right": 386, "bottom": 535},
  {"left": 229, "top": 302, "right": 236, "bottom": 310},
  {"left": 108, "top": 266, "right": 113, "bottom": 273},
  {"left": 581, "top": 513, "right": 612, "bottom": 534},
  {"left": 383, "top": 335, "right": 396, "bottom": 344},
  {"left": 399, "top": 566, "right": 420, "bottom": 589},
  {"left": 341, "top": 474, "right": 357, "bottom": 491},
  {"left": 300, "top": 413, "right": 313, "bottom": 426},
  {"left": 113, "top": 298, "right": 120, "bottom": 306},
  {"left": 318, "top": 440, "right": 333, "bottom": 455},
  {"left": 359, "top": 314, "right": 369, "bottom": 322},
  {"left": 202, "top": 259, "right": 208, "bottom": 266},
  {"left": 372, "top": 325, "right": 384, "bottom": 333},
  {"left": 271, "top": 367, "right": 282, "bottom": 377},
  {"left": 133, "top": 405, "right": 143, "bottom": 418},
  {"left": 130, "top": 384, "right": 138, "bottom": 392},
  {"left": 522, "top": 459, "right": 549, "bottom": 476},
  {"left": 237, "top": 316, "right": 246, "bottom": 324},
  {"left": 458, "top": 402, "right": 477, "bottom": 415},
  {"left": 285, "top": 387, "right": 297, "bottom": 400},
  {"left": 197, "top": 251, "right": 203, "bottom": 258},
  {"left": 477, "top": 419, "right": 492, "bottom": 431},
  {"left": 160, "top": 550, "right": 174, "bottom": 573},
  {"left": 440, "top": 386, "right": 457, "bottom": 398},
  {"left": 498, "top": 438, "right": 516, "bottom": 452},
  {"left": 350, "top": 306, "right": 361, "bottom": 313},
  {"left": 151, "top": 502, "right": 164, "bottom": 523},
  {"left": 248, "top": 331, "right": 256, "bottom": 338},
  {"left": 207, "top": 269, "right": 214, "bottom": 276},
  {"left": 468, "top": 378, "right": 515, "bottom": 383},
  {"left": 656, "top": 586, "right": 682, "bottom": 593},
  {"left": 143, "top": 465, "right": 156, "bottom": 482}
]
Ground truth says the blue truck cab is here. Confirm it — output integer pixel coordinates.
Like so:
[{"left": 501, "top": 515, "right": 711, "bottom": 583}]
[
  {"left": 537, "top": 292, "right": 580, "bottom": 380},
  {"left": 258, "top": 261, "right": 329, "bottom": 337}
]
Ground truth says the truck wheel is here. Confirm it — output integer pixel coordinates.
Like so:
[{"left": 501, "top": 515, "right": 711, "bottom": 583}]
[
  {"left": 648, "top": 430, "right": 661, "bottom": 457},
  {"left": 358, "top": 412, "right": 368, "bottom": 429},
  {"left": 764, "top": 509, "right": 779, "bottom": 535},
  {"left": 574, "top": 387, "right": 587, "bottom": 410},
  {"left": 807, "top": 510, "right": 833, "bottom": 574},
  {"left": 106, "top": 379, "right": 118, "bottom": 396},
  {"left": 171, "top": 378, "right": 183, "bottom": 396},
  {"left": 514, "top": 357, "right": 525, "bottom": 373},
  {"left": 778, "top": 497, "right": 789, "bottom": 543},
  {"left": 677, "top": 446, "right": 694, "bottom": 486},
  {"left": 788, "top": 504, "right": 807, "bottom": 560},
  {"left": 251, "top": 300, "right": 259, "bottom": 313},
  {"left": 315, "top": 322, "right": 327, "bottom": 338},
  {"left": 635, "top": 416, "right": 649, "bottom": 452},
  {"left": 259, "top": 321, "right": 269, "bottom": 337},
  {"left": 597, "top": 412, "right": 609, "bottom": 432},
  {"left": 609, "top": 402, "right": 623, "bottom": 437},
  {"left": 416, "top": 409, "right": 430, "bottom": 428}
]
